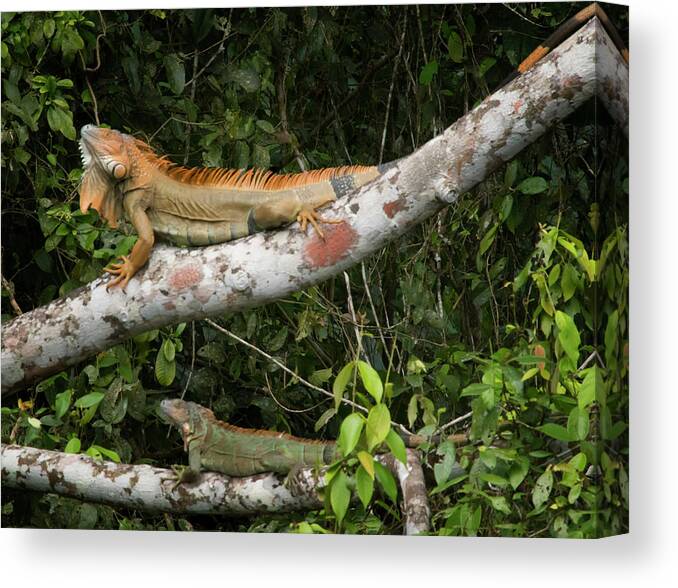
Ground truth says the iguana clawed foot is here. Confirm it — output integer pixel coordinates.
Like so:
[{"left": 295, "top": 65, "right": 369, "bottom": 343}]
[
  {"left": 163, "top": 464, "right": 199, "bottom": 492},
  {"left": 283, "top": 464, "right": 308, "bottom": 497},
  {"left": 104, "top": 255, "right": 136, "bottom": 290},
  {"left": 297, "top": 208, "right": 343, "bottom": 240}
]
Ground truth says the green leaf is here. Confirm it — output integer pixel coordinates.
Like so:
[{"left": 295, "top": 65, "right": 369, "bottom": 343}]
[
  {"left": 164, "top": 54, "right": 185, "bottom": 95},
  {"left": 27, "top": 416, "right": 42, "bottom": 429},
  {"left": 54, "top": 389, "right": 72, "bottom": 420},
  {"left": 578, "top": 366, "right": 600, "bottom": 409},
  {"left": 115, "top": 346, "right": 134, "bottom": 383},
  {"left": 155, "top": 350, "right": 176, "bottom": 387},
  {"left": 46, "top": 106, "right": 76, "bottom": 140},
  {"left": 537, "top": 423, "right": 575, "bottom": 442},
  {"left": 337, "top": 413, "right": 364, "bottom": 456},
  {"left": 567, "top": 407, "right": 590, "bottom": 441},
  {"left": 162, "top": 338, "right": 176, "bottom": 362},
  {"left": 256, "top": 120, "right": 276, "bottom": 134},
  {"left": 487, "top": 495, "right": 511, "bottom": 514},
  {"left": 532, "top": 468, "right": 553, "bottom": 509},
  {"left": 555, "top": 310, "right": 580, "bottom": 365},
  {"left": 357, "top": 360, "right": 383, "bottom": 403},
  {"left": 385, "top": 429, "right": 407, "bottom": 464},
  {"left": 561, "top": 264, "right": 578, "bottom": 301},
  {"left": 356, "top": 450, "right": 374, "bottom": 479},
  {"left": 374, "top": 461, "right": 398, "bottom": 503},
  {"left": 74, "top": 391, "right": 105, "bottom": 409},
  {"left": 89, "top": 444, "right": 121, "bottom": 463},
  {"left": 604, "top": 310, "right": 619, "bottom": 367},
  {"left": 333, "top": 362, "right": 355, "bottom": 410},
  {"left": 479, "top": 223, "right": 498, "bottom": 255},
  {"left": 447, "top": 31, "right": 463, "bottom": 62},
  {"left": 517, "top": 176, "right": 548, "bottom": 195},
  {"left": 419, "top": 60, "right": 438, "bottom": 85},
  {"left": 64, "top": 438, "right": 81, "bottom": 453},
  {"left": 508, "top": 459, "right": 529, "bottom": 489},
  {"left": 355, "top": 465, "right": 374, "bottom": 508},
  {"left": 329, "top": 470, "right": 350, "bottom": 526},
  {"left": 366, "top": 403, "right": 391, "bottom": 451},
  {"left": 407, "top": 394, "right": 418, "bottom": 428}
]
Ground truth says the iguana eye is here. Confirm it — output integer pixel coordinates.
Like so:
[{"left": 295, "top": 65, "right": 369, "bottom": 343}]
[{"left": 113, "top": 164, "right": 127, "bottom": 179}]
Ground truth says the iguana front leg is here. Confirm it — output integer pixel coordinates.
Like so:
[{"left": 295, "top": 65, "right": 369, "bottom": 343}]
[
  {"left": 105, "top": 191, "right": 154, "bottom": 290},
  {"left": 168, "top": 437, "right": 202, "bottom": 491}
]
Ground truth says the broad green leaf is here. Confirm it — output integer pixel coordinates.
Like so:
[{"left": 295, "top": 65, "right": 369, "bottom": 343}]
[
  {"left": 89, "top": 444, "right": 121, "bottom": 463},
  {"left": 419, "top": 60, "right": 438, "bottom": 85},
  {"left": 309, "top": 367, "right": 332, "bottom": 386},
  {"left": 115, "top": 346, "right": 134, "bottom": 383},
  {"left": 27, "top": 417, "right": 41, "bottom": 429},
  {"left": 374, "top": 461, "right": 398, "bottom": 503},
  {"left": 561, "top": 264, "right": 578, "bottom": 301},
  {"left": 55, "top": 389, "right": 72, "bottom": 420},
  {"left": 487, "top": 495, "right": 511, "bottom": 514},
  {"left": 314, "top": 407, "right": 336, "bottom": 432},
  {"left": 532, "top": 468, "right": 553, "bottom": 509},
  {"left": 333, "top": 362, "right": 355, "bottom": 409},
  {"left": 479, "top": 223, "right": 499, "bottom": 255},
  {"left": 337, "top": 413, "right": 364, "bottom": 456},
  {"left": 355, "top": 465, "right": 374, "bottom": 508},
  {"left": 357, "top": 450, "right": 374, "bottom": 479},
  {"left": 74, "top": 391, "right": 105, "bottom": 409},
  {"left": 162, "top": 339, "right": 176, "bottom": 362},
  {"left": 517, "top": 176, "right": 548, "bottom": 195},
  {"left": 499, "top": 194, "right": 513, "bottom": 222},
  {"left": 155, "top": 351, "right": 176, "bottom": 386},
  {"left": 357, "top": 361, "right": 383, "bottom": 403},
  {"left": 538, "top": 423, "right": 575, "bottom": 442},
  {"left": 555, "top": 310, "right": 580, "bottom": 364},
  {"left": 567, "top": 407, "right": 590, "bottom": 441},
  {"left": 64, "top": 437, "right": 81, "bottom": 453},
  {"left": 578, "top": 366, "right": 599, "bottom": 409},
  {"left": 448, "top": 31, "right": 463, "bottom": 62},
  {"left": 508, "top": 459, "right": 529, "bottom": 489},
  {"left": 385, "top": 429, "right": 407, "bottom": 464},
  {"left": 164, "top": 54, "right": 185, "bottom": 95},
  {"left": 330, "top": 470, "right": 350, "bottom": 526},
  {"left": 366, "top": 403, "right": 390, "bottom": 451}
]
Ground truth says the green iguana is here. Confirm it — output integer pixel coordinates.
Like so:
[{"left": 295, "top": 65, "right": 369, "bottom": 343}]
[
  {"left": 159, "top": 398, "right": 340, "bottom": 490},
  {"left": 79, "top": 124, "right": 382, "bottom": 289}
]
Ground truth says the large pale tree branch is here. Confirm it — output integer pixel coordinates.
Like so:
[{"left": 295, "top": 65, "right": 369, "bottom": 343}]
[
  {"left": 1, "top": 444, "right": 431, "bottom": 534},
  {"left": 0, "top": 19, "right": 628, "bottom": 395}
]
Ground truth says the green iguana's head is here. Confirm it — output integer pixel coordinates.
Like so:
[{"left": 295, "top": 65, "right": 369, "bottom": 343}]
[
  {"left": 78, "top": 125, "right": 137, "bottom": 228},
  {"left": 159, "top": 399, "right": 213, "bottom": 449}
]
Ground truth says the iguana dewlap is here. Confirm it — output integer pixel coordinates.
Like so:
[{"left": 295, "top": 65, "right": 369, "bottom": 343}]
[
  {"left": 159, "top": 398, "right": 340, "bottom": 484},
  {"left": 78, "top": 125, "right": 381, "bottom": 289}
]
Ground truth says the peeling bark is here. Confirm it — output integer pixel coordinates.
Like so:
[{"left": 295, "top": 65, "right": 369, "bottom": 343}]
[
  {"left": 1, "top": 443, "right": 430, "bottom": 534},
  {"left": 1, "top": 19, "right": 628, "bottom": 395}
]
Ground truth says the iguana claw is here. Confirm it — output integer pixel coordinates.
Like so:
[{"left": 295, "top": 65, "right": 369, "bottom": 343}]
[
  {"left": 297, "top": 208, "right": 342, "bottom": 240},
  {"left": 104, "top": 255, "right": 135, "bottom": 290}
]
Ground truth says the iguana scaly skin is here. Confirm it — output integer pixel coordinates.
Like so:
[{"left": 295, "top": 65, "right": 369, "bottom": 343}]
[
  {"left": 78, "top": 125, "right": 383, "bottom": 289},
  {"left": 159, "top": 398, "right": 340, "bottom": 487}
]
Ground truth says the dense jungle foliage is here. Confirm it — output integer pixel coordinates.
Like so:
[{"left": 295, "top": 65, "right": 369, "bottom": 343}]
[{"left": 1, "top": 4, "right": 628, "bottom": 536}]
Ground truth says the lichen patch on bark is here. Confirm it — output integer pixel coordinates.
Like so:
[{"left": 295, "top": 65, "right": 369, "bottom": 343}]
[
  {"left": 169, "top": 264, "right": 203, "bottom": 291},
  {"left": 303, "top": 222, "right": 358, "bottom": 268}
]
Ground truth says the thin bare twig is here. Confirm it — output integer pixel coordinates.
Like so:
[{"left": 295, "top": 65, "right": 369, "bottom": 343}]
[
  {"left": 203, "top": 318, "right": 415, "bottom": 438},
  {"left": 379, "top": 10, "right": 408, "bottom": 163},
  {"left": 1, "top": 274, "right": 22, "bottom": 316}
]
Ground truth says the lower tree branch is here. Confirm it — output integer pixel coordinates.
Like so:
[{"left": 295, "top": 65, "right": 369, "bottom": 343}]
[{"left": 1, "top": 443, "right": 432, "bottom": 534}]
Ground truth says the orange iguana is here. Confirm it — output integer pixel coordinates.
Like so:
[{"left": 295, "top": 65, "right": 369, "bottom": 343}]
[
  {"left": 79, "top": 3, "right": 626, "bottom": 291},
  {"left": 79, "top": 124, "right": 384, "bottom": 289}
]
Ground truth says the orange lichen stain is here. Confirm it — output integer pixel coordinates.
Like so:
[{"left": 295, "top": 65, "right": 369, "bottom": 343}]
[
  {"left": 304, "top": 222, "right": 357, "bottom": 268},
  {"left": 169, "top": 264, "right": 203, "bottom": 291},
  {"left": 513, "top": 99, "right": 524, "bottom": 114},
  {"left": 383, "top": 198, "right": 407, "bottom": 219},
  {"left": 163, "top": 301, "right": 176, "bottom": 311}
]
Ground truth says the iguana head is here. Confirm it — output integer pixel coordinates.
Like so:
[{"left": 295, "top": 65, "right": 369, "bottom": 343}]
[
  {"left": 78, "top": 125, "right": 138, "bottom": 228},
  {"left": 159, "top": 399, "right": 213, "bottom": 449}
]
